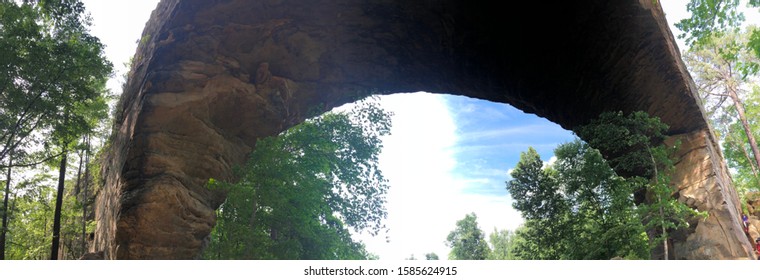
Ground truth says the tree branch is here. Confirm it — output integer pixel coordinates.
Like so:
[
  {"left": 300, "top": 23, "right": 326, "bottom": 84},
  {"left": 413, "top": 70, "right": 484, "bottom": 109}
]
[{"left": 0, "top": 151, "right": 64, "bottom": 169}]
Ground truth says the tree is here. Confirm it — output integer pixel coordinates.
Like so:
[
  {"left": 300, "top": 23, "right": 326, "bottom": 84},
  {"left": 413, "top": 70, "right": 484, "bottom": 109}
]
[
  {"left": 676, "top": 0, "right": 760, "bottom": 65},
  {"left": 722, "top": 86, "right": 760, "bottom": 193},
  {"left": 0, "top": 0, "right": 111, "bottom": 260},
  {"left": 76, "top": 134, "right": 93, "bottom": 254},
  {"left": 0, "top": 151, "right": 12, "bottom": 259},
  {"left": 5, "top": 174, "right": 55, "bottom": 260},
  {"left": 676, "top": 0, "right": 749, "bottom": 47},
  {"left": 487, "top": 228, "right": 517, "bottom": 260},
  {"left": 203, "top": 97, "right": 391, "bottom": 259},
  {"left": 505, "top": 140, "right": 648, "bottom": 260},
  {"left": 445, "top": 213, "right": 490, "bottom": 260},
  {"left": 684, "top": 30, "right": 760, "bottom": 196},
  {"left": 576, "top": 111, "right": 703, "bottom": 260},
  {"left": 2, "top": 149, "right": 101, "bottom": 260},
  {"left": 678, "top": 4, "right": 760, "bottom": 188},
  {"left": 506, "top": 148, "right": 566, "bottom": 220},
  {"left": 424, "top": 252, "right": 439, "bottom": 260},
  {"left": 504, "top": 112, "right": 697, "bottom": 259},
  {"left": 552, "top": 140, "right": 649, "bottom": 259},
  {"left": 505, "top": 147, "right": 571, "bottom": 259},
  {"left": 41, "top": 14, "right": 110, "bottom": 261},
  {"left": 685, "top": 30, "right": 760, "bottom": 189}
]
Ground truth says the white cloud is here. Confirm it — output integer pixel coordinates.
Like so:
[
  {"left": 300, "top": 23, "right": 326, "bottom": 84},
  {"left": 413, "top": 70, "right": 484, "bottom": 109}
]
[
  {"left": 453, "top": 143, "right": 559, "bottom": 154},
  {"left": 543, "top": 156, "right": 558, "bottom": 169},
  {"left": 357, "top": 92, "right": 458, "bottom": 260},
  {"left": 357, "top": 92, "right": 524, "bottom": 260},
  {"left": 458, "top": 125, "right": 557, "bottom": 141},
  {"left": 82, "top": 0, "right": 161, "bottom": 93}
]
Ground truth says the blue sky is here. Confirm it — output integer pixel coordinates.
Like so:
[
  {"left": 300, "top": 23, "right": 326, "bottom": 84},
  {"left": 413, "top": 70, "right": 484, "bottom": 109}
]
[
  {"left": 353, "top": 93, "right": 574, "bottom": 260},
  {"left": 447, "top": 95, "right": 573, "bottom": 197},
  {"left": 80, "top": 0, "right": 760, "bottom": 260}
]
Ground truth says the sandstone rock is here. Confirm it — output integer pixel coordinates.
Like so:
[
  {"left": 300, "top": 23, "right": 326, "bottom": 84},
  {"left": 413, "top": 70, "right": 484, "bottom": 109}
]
[
  {"left": 746, "top": 192, "right": 760, "bottom": 216},
  {"left": 666, "top": 131, "right": 752, "bottom": 259},
  {"left": 744, "top": 192, "right": 760, "bottom": 248},
  {"left": 92, "top": 0, "right": 753, "bottom": 259}
]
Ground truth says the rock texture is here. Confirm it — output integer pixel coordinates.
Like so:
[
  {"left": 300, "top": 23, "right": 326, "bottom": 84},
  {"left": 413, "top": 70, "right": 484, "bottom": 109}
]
[
  {"left": 93, "top": 0, "right": 755, "bottom": 259},
  {"left": 666, "top": 131, "right": 756, "bottom": 259},
  {"left": 744, "top": 192, "right": 760, "bottom": 244}
]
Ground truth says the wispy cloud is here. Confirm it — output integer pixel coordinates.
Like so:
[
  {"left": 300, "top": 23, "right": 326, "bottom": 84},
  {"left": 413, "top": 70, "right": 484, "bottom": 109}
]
[
  {"left": 358, "top": 92, "right": 573, "bottom": 260},
  {"left": 453, "top": 143, "right": 562, "bottom": 154},
  {"left": 458, "top": 125, "right": 570, "bottom": 142}
]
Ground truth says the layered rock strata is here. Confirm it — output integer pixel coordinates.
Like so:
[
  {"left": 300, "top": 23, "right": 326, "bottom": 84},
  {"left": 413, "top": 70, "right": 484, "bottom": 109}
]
[{"left": 93, "top": 0, "right": 754, "bottom": 259}]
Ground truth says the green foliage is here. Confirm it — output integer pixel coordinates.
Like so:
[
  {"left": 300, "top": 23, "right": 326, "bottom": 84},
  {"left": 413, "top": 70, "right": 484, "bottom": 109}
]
[
  {"left": 4, "top": 170, "right": 89, "bottom": 260},
  {"left": 578, "top": 111, "right": 703, "bottom": 259},
  {"left": 505, "top": 147, "right": 573, "bottom": 259},
  {"left": 139, "top": 34, "right": 151, "bottom": 45},
  {"left": 509, "top": 219, "right": 569, "bottom": 259},
  {"left": 486, "top": 228, "right": 518, "bottom": 260},
  {"left": 506, "top": 147, "right": 566, "bottom": 220},
  {"left": 553, "top": 140, "right": 650, "bottom": 259},
  {"left": 424, "top": 252, "right": 439, "bottom": 260},
  {"left": 506, "top": 111, "right": 700, "bottom": 259},
  {"left": 445, "top": 213, "right": 490, "bottom": 260},
  {"left": 676, "top": 0, "right": 744, "bottom": 46},
  {"left": 0, "top": 0, "right": 111, "bottom": 159},
  {"left": 685, "top": 30, "right": 760, "bottom": 196},
  {"left": 203, "top": 97, "right": 391, "bottom": 259},
  {"left": 0, "top": 0, "right": 111, "bottom": 260},
  {"left": 676, "top": 1, "right": 760, "bottom": 75},
  {"left": 723, "top": 86, "right": 760, "bottom": 193},
  {"left": 575, "top": 111, "right": 667, "bottom": 178},
  {"left": 5, "top": 175, "right": 55, "bottom": 260},
  {"left": 57, "top": 179, "right": 88, "bottom": 259},
  {"left": 506, "top": 140, "right": 648, "bottom": 260}
]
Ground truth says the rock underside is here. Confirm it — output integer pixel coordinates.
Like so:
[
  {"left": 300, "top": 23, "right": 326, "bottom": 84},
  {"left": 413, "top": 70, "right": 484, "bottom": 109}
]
[{"left": 92, "top": 0, "right": 755, "bottom": 259}]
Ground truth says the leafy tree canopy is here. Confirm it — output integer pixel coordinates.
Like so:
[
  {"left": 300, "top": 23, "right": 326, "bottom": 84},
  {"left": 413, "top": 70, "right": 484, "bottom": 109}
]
[
  {"left": 506, "top": 111, "right": 700, "bottom": 259},
  {"left": 445, "top": 212, "right": 490, "bottom": 260},
  {"left": 204, "top": 97, "right": 391, "bottom": 260},
  {"left": 676, "top": 0, "right": 760, "bottom": 75}
]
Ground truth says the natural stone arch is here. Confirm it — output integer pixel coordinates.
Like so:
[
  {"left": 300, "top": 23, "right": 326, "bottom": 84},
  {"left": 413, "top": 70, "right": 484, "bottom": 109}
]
[{"left": 93, "top": 0, "right": 755, "bottom": 259}]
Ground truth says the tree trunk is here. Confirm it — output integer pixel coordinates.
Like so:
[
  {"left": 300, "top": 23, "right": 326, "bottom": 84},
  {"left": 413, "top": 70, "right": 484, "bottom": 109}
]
[
  {"left": 81, "top": 134, "right": 90, "bottom": 254},
  {"left": 74, "top": 146, "right": 84, "bottom": 196},
  {"left": 728, "top": 87, "right": 760, "bottom": 182},
  {"left": 659, "top": 197, "right": 668, "bottom": 260},
  {"left": 51, "top": 150, "right": 68, "bottom": 260},
  {"left": 647, "top": 145, "right": 668, "bottom": 260},
  {"left": 71, "top": 137, "right": 84, "bottom": 257},
  {"left": 1, "top": 154, "right": 12, "bottom": 260}
]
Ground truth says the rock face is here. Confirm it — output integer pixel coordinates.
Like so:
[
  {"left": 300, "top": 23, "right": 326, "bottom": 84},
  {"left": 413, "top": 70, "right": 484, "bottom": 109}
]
[
  {"left": 93, "top": 0, "right": 755, "bottom": 259},
  {"left": 666, "top": 132, "right": 755, "bottom": 259},
  {"left": 744, "top": 192, "right": 760, "bottom": 245}
]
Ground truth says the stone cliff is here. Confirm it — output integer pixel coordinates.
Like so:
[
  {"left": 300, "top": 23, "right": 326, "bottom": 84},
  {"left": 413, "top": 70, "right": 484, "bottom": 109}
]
[
  {"left": 93, "top": 0, "right": 756, "bottom": 259},
  {"left": 744, "top": 193, "right": 760, "bottom": 244}
]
